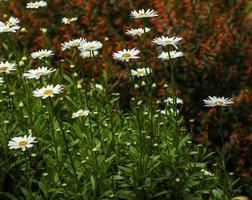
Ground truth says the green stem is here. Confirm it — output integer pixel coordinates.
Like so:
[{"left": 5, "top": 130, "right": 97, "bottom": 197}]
[
  {"left": 48, "top": 97, "right": 78, "bottom": 184},
  {"left": 167, "top": 47, "right": 180, "bottom": 200},
  {"left": 24, "top": 151, "right": 32, "bottom": 193}
]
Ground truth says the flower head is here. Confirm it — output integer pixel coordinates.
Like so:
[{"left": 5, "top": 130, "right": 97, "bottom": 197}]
[
  {"left": 31, "top": 49, "right": 54, "bottom": 59},
  {"left": 0, "top": 16, "right": 20, "bottom": 33},
  {"left": 78, "top": 41, "right": 103, "bottom": 52},
  {"left": 113, "top": 48, "right": 140, "bottom": 62},
  {"left": 153, "top": 36, "right": 182, "bottom": 49},
  {"left": 61, "top": 38, "right": 86, "bottom": 51},
  {"left": 130, "top": 9, "right": 158, "bottom": 18},
  {"left": 62, "top": 17, "right": 77, "bottom": 24},
  {"left": 201, "top": 169, "right": 214, "bottom": 176},
  {"left": 72, "top": 109, "right": 89, "bottom": 118},
  {"left": 0, "top": 61, "right": 16, "bottom": 73},
  {"left": 203, "top": 96, "right": 234, "bottom": 107},
  {"left": 130, "top": 67, "right": 152, "bottom": 77},
  {"left": 26, "top": 1, "right": 47, "bottom": 9},
  {"left": 33, "top": 84, "right": 63, "bottom": 99},
  {"left": 158, "top": 51, "right": 183, "bottom": 60},
  {"left": 125, "top": 27, "right": 150, "bottom": 37},
  {"left": 8, "top": 135, "right": 37, "bottom": 151},
  {"left": 94, "top": 83, "right": 104, "bottom": 91},
  {"left": 23, "top": 67, "right": 55, "bottom": 79}
]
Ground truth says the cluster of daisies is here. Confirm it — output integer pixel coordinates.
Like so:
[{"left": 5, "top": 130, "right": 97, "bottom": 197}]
[
  {"left": 61, "top": 38, "right": 103, "bottom": 59},
  {"left": 1, "top": 8, "right": 234, "bottom": 153},
  {"left": 112, "top": 9, "right": 184, "bottom": 80}
]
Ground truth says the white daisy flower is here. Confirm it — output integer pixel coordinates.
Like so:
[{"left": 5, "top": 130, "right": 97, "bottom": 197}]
[
  {"left": 153, "top": 36, "right": 182, "bottom": 49},
  {"left": 40, "top": 28, "right": 47, "bottom": 33},
  {"left": 130, "top": 67, "right": 151, "bottom": 77},
  {"left": 78, "top": 41, "right": 103, "bottom": 52},
  {"left": 61, "top": 38, "right": 86, "bottom": 51},
  {"left": 72, "top": 109, "right": 89, "bottom": 118},
  {"left": 80, "top": 50, "right": 98, "bottom": 58},
  {"left": 0, "top": 24, "right": 20, "bottom": 33},
  {"left": 8, "top": 135, "right": 37, "bottom": 151},
  {"left": 26, "top": 1, "right": 47, "bottom": 9},
  {"left": 130, "top": 9, "right": 158, "bottom": 19},
  {"left": 0, "top": 61, "right": 16, "bottom": 73},
  {"left": 164, "top": 97, "right": 183, "bottom": 104},
  {"left": 23, "top": 67, "right": 55, "bottom": 80},
  {"left": 31, "top": 49, "right": 54, "bottom": 59},
  {"left": 0, "top": 16, "right": 20, "bottom": 33},
  {"left": 125, "top": 27, "right": 150, "bottom": 37},
  {"left": 62, "top": 17, "right": 77, "bottom": 24},
  {"left": 113, "top": 48, "right": 140, "bottom": 62},
  {"left": 33, "top": 84, "right": 63, "bottom": 99},
  {"left": 201, "top": 169, "right": 214, "bottom": 176},
  {"left": 203, "top": 96, "right": 234, "bottom": 107},
  {"left": 158, "top": 51, "right": 183, "bottom": 60}
]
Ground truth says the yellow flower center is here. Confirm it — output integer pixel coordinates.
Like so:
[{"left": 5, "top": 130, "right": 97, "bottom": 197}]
[
  {"left": 35, "top": 72, "right": 45, "bottom": 76},
  {"left": 43, "top": 89, "right": 53, "bottom": 95},
  {"left": 39, "top": 52, "right": 48, "bottom": 57},
  {"left": 78, "top": 111, "right": 85, "bottom": 116},
  {"left": 89, "top": 45, "right": 96, "bottom": 49},
  {"left": 137, "top": 69, "right": 145, "bottom": 75},
  {"left": 214, "top": 101, "right": 224, "bottom": 106},
  {"left": 0, "top": 66, "right": 8, "bottom": 71},
  {"left": 122, "top": 53, "right": 131, "bottom": 58},
  {"left": 18, "top": 140, "right": 28, "bottom": 146}
]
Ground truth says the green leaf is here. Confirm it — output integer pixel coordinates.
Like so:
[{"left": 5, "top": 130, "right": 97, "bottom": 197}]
[
  {"left": 212, "top": 188, "right": 224, "bottom": 199},
  {"left": 91, "top": 175, "right": 96, "bottom": 192}
]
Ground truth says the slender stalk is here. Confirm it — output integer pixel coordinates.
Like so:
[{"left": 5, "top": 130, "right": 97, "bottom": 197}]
[
  {"left": 167, "top": 47, "right": 180, "bottom": 200},
  {"left": 3, "top": 73, "right": 12, "bottom": 112},
  {"left": 48, "top": 97, "right": 78, "bottom": 184},
  {"left": 23, "top": 151, "right": 32, "bottom": 193}
]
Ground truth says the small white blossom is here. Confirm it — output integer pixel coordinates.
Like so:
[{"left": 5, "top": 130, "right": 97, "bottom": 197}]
[
  {"left": 23, "top": 67, "right": 55, "bottom": 79},
  {"left": 0, "top": 16, "right": 20, "bottom": 33},
  {"left": 33, "top": 84, "right": 63, "bottom": 99},
  {"left": 125, "top": 27, "right": 150, "bottom": 37},
  {"left": 61, "top": 38, "right": 86, "bottom": 51},
  {"left": 26, "top": 1, "right": 47, "bottom": 9},
  {"left": 130, "top": 67, "right": 151, "bottom": 77},
  {"left": 31, "top": 49, "right": 54, "bottom": 59},
  {"left": 113, "top": 48, "right": 140, "bottom": 62},
  {"left": 94, "top": 84, "right": 104, "bottom": 91},
  {"left": 153, "top": 36, "right": 182, "bottom": 49},
  {"left": 130, "top": 9, "right": 158, "bottom": 18},
  {"left": 201, "top": 169, "right": 214, "bottom": 176},
  {"left": 0, "top": 61, "right": 16, "bottom": 73},
  {"left": 72, "top": 109, "right": 89, "bottom": 118},
  {"left": 8, "top": 135, "right": 37, "bottom": 151},
  {"left": 78, "top": 41, "right": 103, "bottom": 52},
  {"left": 203, "top": 96, "right": 234, "bottom": 107},
  {"left": 62, "top": 17, "right": 77, "bottom": 24},
  {"left": 158, "top": 51, "right": 183, "bottom": 60}
]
